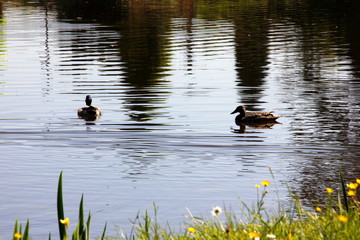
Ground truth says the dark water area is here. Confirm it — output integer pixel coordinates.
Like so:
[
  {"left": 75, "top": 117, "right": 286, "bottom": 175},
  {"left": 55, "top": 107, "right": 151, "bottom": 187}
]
[{"left": 1, "top": 0, "right": 360, "bottom": 238}]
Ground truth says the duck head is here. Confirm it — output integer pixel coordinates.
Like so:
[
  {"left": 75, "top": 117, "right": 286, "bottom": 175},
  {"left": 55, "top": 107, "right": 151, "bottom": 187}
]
[
  {"left": 231, "top": 106, "right": 246, "bottom": 115},
  {"left": 85, "top": 95, "right": 92, "bottom": 106},
  {"left": 231, "top": 106, "right": 246, "bottom": 122}
]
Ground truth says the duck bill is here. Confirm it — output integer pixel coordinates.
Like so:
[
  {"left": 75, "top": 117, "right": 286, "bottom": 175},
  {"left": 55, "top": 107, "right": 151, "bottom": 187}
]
[{"left": 230, "top": 110, "right": 237, "bottom": 114}]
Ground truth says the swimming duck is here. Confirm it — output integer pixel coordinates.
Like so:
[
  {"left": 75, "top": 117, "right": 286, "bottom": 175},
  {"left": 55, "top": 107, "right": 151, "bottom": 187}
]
[
  {"left": 77, "top": 95, "right": 102, "bottom": 121},
  {"left": 231, "top": 106, "right": 279, "bottom": 125}
]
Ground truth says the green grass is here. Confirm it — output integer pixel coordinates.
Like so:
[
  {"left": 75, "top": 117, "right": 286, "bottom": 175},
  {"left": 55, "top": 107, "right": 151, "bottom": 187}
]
[{"left": 10, "top": 171, "right": 360, "bottom": 240}]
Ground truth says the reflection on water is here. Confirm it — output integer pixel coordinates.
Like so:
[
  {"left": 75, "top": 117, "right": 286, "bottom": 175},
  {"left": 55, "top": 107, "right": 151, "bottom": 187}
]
[
  {"left": 1, "top": 0, "right": 360, "bottom": 237},
  {"left": 232, "top": 122, "right": 280, "bottom": 134},
  {"left": 233, "top": 1, "right": 269, "bottom": 108}
]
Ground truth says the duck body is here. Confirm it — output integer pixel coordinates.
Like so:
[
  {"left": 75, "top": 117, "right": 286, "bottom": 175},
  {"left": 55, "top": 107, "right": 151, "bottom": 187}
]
[
  {"left": 77, "top": 95, "right": 101, "bottom": 120},
  {"left": 231, "top": 106, "right": 279, "bottom": 125}
]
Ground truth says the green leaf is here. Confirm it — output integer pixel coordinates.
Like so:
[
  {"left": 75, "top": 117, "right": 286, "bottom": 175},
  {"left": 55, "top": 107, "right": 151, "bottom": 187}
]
[
  {"left": 79, "top": 194, "right": 85, "bottom": 240},
  {"left": 86, "top": 212, "right": 91, "bottom": 240},
  {"left": 12, "top": 219, "right": 18, "bottom": 240},
  {"left": 72, "top": 226, "right": 79, "bottom": 240},
  {"left": 339, "top": 169, "right": 349, "bottom": 212},
  {"left": 57, "top": 171, "right": 67, "bottom": 240},
  {"left": 101, "top": 222, "right": 107, "bottom": 240},
  {"left": 22, "top": 220, "right": 30, "bottom": 240}
]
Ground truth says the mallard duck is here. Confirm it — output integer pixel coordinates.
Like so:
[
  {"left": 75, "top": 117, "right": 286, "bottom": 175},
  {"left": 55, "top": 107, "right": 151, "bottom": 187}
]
[
  {"left": 231, "top": 106, "right": 279, "bottom": 125},
  {"left": 77, "top": 95, "right": 101, "bottom": 120}
]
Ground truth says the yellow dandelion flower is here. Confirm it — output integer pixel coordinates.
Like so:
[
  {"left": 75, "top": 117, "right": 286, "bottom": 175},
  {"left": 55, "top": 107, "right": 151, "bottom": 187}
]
[
  {"left": 356, "top": 179, "right": 360, "bottom": 184},
  {"left": 249, "top": 232, "right": 260, "bottom": 238},
  {"left": 60, "top": 218, "right": 70, "bottom": 228},
  {"left": 316, "top": 207, "right": 322, "bottom": 212},
  {"left": 187, "top": 227, "right": 196, "bottom": 233},
  {"left": 255, "top": 184, "right": 261, "bottom": 188},
  {"left": 326, "top": 188, "right": 333, "bottom": 194},
  {"left": 261, "top": 180, "right": 271, "bottom": 186},
  {"left": 348, "top": 183, "right": 358, "bottom": 189},
  {"left": 337, "top": 215, "right": 348, "bottom": 223},
  {"left": 348, "top": 190, "right": 356, "bottom": 196},
  {"left": 14, "top": 233, "right": 22, "bottom": 239}
]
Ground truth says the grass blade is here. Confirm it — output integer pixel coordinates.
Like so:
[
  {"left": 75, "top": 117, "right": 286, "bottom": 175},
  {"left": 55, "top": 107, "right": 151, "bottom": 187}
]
[
  {"left": 101, "top": 222, "right": 107, "bottom": 240},
  {"left": 79, "top": 194, "right": 85, "bottom": 240},
  {"left": 12, "top": 219, "right": 18, "bottom": 240},
  {"left": 57, "top": 171, "right": 66, "bottom": 240},
  {"left": 22, "top": 220, "right": 30, "bottom": 240},
  {"left": 339, "top": 169, "right": 349, "bottom": 212},
  {"left": 86, "top": 212, "right": 91, "bottom": 240}
]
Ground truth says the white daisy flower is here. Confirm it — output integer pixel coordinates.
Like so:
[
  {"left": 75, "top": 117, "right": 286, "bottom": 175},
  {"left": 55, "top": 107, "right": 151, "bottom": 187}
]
[{"left": 211, "top": 206, "right": 222, "bottom": 216}]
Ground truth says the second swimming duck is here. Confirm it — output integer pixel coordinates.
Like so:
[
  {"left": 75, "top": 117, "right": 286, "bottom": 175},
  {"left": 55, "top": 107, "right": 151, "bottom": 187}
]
[
  {"left": 231, "top": 106, "right": 279, "bottom": 125},
  {"left": 77, "top": 95, "right": 102, "bottom": 121}
]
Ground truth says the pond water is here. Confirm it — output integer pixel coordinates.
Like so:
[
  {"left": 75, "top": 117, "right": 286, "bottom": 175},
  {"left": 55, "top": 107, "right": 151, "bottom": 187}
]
[{"left": 1, "top": 0, "right": 360, "bottom": 238}]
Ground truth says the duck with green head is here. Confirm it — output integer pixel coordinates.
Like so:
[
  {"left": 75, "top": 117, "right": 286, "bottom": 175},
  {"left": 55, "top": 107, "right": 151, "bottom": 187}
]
[
  {"left": 231, "top": 105, "right": 279, "bottom": 125},
  {"left": 77, "top": 95, "right": 102, "bottom": 120}
]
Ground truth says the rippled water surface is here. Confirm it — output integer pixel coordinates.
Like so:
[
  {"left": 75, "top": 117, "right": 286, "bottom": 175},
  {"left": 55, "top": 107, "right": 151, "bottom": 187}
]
[{"left": 1, "top": 0, "right": 360, "bottom": 238}]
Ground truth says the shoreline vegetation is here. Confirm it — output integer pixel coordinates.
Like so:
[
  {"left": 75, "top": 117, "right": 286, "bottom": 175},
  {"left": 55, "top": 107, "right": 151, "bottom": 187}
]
[{"left": 10, "top": 171, "right": 360, "bottom": 240}]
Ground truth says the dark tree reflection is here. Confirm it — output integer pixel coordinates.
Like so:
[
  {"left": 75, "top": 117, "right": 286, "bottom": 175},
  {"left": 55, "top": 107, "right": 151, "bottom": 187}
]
[
  {"left": 116, "top": 1, "right": 173, "bottom": 120},
  {"left": 233, "top": 3, "right": 269, "bottom": 109}
]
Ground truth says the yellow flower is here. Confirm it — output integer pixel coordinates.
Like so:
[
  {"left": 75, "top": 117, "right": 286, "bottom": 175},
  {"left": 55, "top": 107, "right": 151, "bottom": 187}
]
[
  {"left": 261, "top": 180, "right": 270, "bottom": 186},
  {"left": 60, "top": 218, "right": 70, "bottom": 228},
  {"left": 348, "top": 190, "right": 356, "bottom": 196},
  {"left": 326, "top": 188, "right": 333, "bottom": 194},
  {"left": 348, "top": 183, "right": 358, "bottom": 189},
  {"left": 356, "top": 179, "right": 360, "bottom": 184},
  {"left": 255, "top": 184, "right": 261, "bottom": 188},
  {"left": 187, "top": 227, "right": 196, "bottom": 233},
  {"left": 14, "top": 233, "right": 22, "bottom": 239},
  {"left": 316, "top": 207, "right": 322, "bottom": 212},
  {"left": 249, "top": 232, "right": 260, "bottom": 238},
  {"left": 337, "top": 215, "right": 348, "bottom": 223}
]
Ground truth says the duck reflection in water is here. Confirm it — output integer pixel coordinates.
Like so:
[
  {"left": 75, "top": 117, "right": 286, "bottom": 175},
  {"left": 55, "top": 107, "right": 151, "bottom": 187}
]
[
  {"left": 77, "top": 95, "right": 102, "bottom": 121},
  {"left": 231, "top": 106, "right": 280, "bottom": 133}
]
